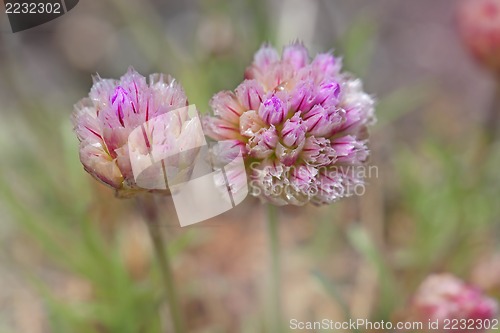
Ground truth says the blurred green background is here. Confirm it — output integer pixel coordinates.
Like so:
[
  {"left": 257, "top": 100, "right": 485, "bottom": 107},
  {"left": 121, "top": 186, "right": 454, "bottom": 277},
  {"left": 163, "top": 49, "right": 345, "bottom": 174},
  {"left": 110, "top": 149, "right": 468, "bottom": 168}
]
[{"left": 0, "top": 0, "right": 499, "bottom": 332}]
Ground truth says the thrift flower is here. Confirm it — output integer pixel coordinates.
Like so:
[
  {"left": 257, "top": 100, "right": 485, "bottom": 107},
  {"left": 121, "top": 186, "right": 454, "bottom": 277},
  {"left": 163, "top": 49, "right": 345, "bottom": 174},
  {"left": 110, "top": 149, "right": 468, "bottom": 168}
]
[
  {"left": 203, "top": 43, "right": 375, "bottom": 205},
  {"left": 73, "top": 68, "right": 202, "bottom": 197},
  {"left": 402, "top": 274, "right": 498, "bottom": 333},
  {"left": 458, "top": 0, "right": 500, "bottom": 74}
]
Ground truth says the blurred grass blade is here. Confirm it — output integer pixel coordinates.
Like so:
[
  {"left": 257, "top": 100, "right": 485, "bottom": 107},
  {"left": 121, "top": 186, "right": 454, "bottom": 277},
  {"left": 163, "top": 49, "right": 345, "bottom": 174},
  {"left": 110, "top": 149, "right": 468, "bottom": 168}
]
[
  {"left": 312, "top": 270, "right": 351, "bottom": 321},
  {"left": 375, "top": 81, "right": 434, "bottom": 130},
  {"left": 340, "top": 12, "right": 378, "bottom": 77},
  {"left": 347, "top": 225, "right": 398, "bottom": 317}
]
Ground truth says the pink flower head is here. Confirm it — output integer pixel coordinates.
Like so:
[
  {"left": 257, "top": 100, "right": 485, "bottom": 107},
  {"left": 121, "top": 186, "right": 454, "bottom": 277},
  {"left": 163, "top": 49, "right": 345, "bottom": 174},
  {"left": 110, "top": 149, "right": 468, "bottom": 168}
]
[
  {"left": 204, "top": 42, "right": 375, "bottom": 205},
  {"left": 73, "top": 67, "right": 198, "bottom": 197},
  {"left": 404, "top": 274, "right": 498, "bottom": 333},
  {"left": 458, "top": 0, "right": 500, "bottom": 74}
]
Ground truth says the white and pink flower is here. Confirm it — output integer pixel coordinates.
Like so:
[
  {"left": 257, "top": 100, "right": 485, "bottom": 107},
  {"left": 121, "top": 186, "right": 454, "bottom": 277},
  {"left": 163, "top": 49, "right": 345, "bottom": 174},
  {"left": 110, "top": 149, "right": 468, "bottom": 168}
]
[
  {"left": 73, "top": 68, "right": 202, "bottom": 197},
  {"left": 204, "top": 42, "right": 375, "bottom": 205}
]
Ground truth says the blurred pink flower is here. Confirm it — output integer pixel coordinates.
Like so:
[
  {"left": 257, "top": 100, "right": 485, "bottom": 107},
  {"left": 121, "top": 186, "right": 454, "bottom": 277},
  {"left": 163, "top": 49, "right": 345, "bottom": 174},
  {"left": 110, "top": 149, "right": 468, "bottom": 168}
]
[
  {"left": 72, "top": 68, "right": 198, "bottom": 197},
  {"left": 458, "top": 0, "right": 500, "bottom": 74},
  {"left": 404, "top": 274, "right": 498, "bottom": 332},
  {"left": 203, "top": 42, "right": 375, "bottom": 205}
]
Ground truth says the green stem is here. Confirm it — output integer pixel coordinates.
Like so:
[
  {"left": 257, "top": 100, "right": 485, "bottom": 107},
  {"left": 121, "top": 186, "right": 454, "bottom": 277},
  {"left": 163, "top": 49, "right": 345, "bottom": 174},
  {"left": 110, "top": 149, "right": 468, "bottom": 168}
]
[
  {"left": 469, "top": 81, "right": 500, "bottom": 194},
  {"left": 487, "top": 80, "right": 500, "bottom": 141},
  {"left": 267, "top": 204, "right": 282, "bottom": 333},
  {"left": 138, "top": 197, "right": 185, "bottom": 333}
]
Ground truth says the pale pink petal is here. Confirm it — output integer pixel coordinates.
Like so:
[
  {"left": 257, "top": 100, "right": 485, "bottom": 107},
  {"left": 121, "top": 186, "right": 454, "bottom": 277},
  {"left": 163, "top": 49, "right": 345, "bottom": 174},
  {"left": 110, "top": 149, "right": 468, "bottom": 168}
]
[
  {"left": 235, "top": 80, "right": 265, "bottom": 111},
  {"left": 239, "top": 110, "right": 266, "bottom": 137},
  {"left": 282, "top": 42, "right": 309, "bottom": 70},
  {"left": 203, "top": 117, "right": 241, "bottom": 141},
  {"left": 79, "top": 143, "right": 123, "bottom": 188},
  {"left": 210, "top": 91, "right": 244, "bottom": 124}
]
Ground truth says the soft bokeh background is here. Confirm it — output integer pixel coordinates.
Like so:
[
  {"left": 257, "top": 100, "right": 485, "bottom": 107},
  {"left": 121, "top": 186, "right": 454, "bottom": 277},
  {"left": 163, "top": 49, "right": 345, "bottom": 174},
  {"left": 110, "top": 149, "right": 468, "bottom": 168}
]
[{"left": 0, "top": 0, "right": 499, "bottom": 332}]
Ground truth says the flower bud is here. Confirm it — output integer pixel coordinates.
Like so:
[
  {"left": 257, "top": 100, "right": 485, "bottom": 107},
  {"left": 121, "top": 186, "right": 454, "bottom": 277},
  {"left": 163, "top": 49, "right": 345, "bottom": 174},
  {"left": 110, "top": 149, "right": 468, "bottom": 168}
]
[
  {"left": 301, "top": 137, "right": 336, "bottom": 166},
  {"left": 282, "top": 42, "right": 309, "bottom": 70},
  {"left": 314, "top": 169, "right": 345, "bottom": 204},
  {"left": 311, "top": 53, "right": 341, "bottom": 78},
  {"left": 247, "top": 126, "right": 279, "bottom": 159},
  {"left": 235, "top": 80, "right": 265, "bottom": 111},
  {"left": 331, "top": 135, "right": 369, "bottom": 165},
  {"left": 239, "top": 110, "right": 266, "bottom": 137},
  {"left": 281, "top": 112, "right": 306, "bottom": 147},
  {"left": 289, "top": 80, "right": 316, "bottom": 112},
  {"left": 202, "top": 117, "right": 242, "bottom": 141},
  {"left": 210, "top": 91, "right": 244, "bottom": 124},
  {"left": 315, "top": 81, "right": 341, "bottom": 106},
  {"left": 302, "top": 105, "right": 343, "bottom": 137},
  {"left": 258, "top": 94, "right": 288, "bottom": 125},
  {"left": 275, "top": 141, "right": 304, "bottom": 166},
  {"left": 245, "top": 45, "right": 280, "bottom": 79}
]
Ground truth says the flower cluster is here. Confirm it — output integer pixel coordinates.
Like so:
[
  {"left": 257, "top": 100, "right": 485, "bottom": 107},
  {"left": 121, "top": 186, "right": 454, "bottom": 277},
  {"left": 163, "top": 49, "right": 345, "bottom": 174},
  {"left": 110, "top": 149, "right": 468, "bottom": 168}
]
[
  {"left": 403, "top": 274, "right": 498, "bottom": 333},
  {"left": 72, "top": 68, "right": 199, "bottom": 197},
  {"left": 458, "top": 0, "right": 500, "bottom": 74},
  {"left": 203, "top": 43, "right": 375, "bottom": 205}
]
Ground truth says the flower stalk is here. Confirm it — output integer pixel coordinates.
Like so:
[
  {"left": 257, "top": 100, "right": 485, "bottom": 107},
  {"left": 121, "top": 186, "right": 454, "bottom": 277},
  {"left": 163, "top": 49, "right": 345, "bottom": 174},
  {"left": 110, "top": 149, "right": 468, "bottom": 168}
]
[
  {"left": 137, "top": 196, "right": 185, "bottom": 333},
  {"left": 484, "top": 79, "right": 500, "bottom": 146},
  {"left": 267, "top": 204, "right": 283, "bottom": 333},
  {"left": 474, "top": 79, "right": 500, "bottom": 174}
]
